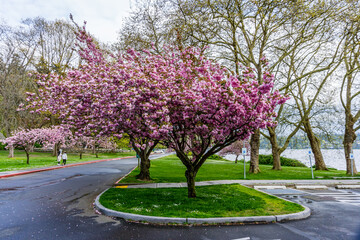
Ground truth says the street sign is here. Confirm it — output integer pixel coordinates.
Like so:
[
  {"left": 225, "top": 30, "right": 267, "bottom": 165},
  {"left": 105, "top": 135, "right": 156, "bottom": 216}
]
[
  {"left": 350, "top": 153, "right": 354, "bottom": 159},
  {"left": 308, "top": 149, "right": 314, "bottom": 179},
  {"left": 242, "top": 148, "right": 247, "bottom": 156}
]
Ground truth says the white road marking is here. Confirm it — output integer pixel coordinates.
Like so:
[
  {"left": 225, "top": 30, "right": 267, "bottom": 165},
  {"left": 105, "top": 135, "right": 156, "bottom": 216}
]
[{"left": 309, "top": 190, "right": 360, "bottom": 207}]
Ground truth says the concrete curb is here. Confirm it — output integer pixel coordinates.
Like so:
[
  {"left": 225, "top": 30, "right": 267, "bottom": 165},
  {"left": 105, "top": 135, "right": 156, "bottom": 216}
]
[
  {"left": 94, "top": 185, "right": 311, "bottom": 225},
  {"left": 275, "top": 206, "right": 311, "bottom": 222},
  {"left": 0, "top": 156, "right": 134, "bottom": 179}
]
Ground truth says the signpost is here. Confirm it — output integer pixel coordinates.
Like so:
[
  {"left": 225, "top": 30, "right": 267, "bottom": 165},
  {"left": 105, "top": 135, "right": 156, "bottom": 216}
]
[
  {"left": 308, "top": 149, "right": 314, "bottom": 179},
  {"left": 136, "top": 153, "right": 140, "bottom": 169},
  {"left": 350, "top": 152, "right": 354, "bottom": 176},
  {"left": 242, "top": 144, "right": 247, "bottom": 179}
]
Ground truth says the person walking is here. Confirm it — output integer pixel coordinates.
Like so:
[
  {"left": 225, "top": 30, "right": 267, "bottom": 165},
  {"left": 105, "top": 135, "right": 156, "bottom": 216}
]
[
  {"left": 57, "top": 152, "right": 61, "bottom": 166},
  {"left": 62, "top": 151, "right": 68, "bottom": 166},
  {"left": 57, "top": 148, "right": 62, "bottom": 166}
]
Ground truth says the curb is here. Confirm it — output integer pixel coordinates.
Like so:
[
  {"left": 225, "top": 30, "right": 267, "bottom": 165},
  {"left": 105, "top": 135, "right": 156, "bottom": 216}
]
[
  {"left": 94, "top": 186, "right": 311, "bottom": 225},
  {"left": 242, "top": 185, "right": 311, "bottom": 222},
  {"left": 0, "top": 156, "right": 134, "bottom": 179}
]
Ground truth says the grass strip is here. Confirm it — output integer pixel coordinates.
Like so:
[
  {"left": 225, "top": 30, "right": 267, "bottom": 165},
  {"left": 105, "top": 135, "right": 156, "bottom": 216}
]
[
  {"left": 120, "top": 155, "right": 355, "bottom": 183},
  {"left": 0, "top": 150, "right": 135, "bottom": 172},
  {"left": 100, "top": 184, "right": 304, "bottom": 218}
]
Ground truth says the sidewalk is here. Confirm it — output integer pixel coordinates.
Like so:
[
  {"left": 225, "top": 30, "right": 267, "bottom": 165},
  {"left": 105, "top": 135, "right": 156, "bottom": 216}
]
[
  {"left": 116, "top": 179, "right": 360, "bottom": 188},
  {"left": 0, "top": 156, "right": 134, "bottom": 179}
]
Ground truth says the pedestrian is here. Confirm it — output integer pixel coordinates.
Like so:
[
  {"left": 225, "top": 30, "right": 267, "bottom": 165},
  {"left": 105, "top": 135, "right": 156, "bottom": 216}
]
[
  {"left": 62, "top": 151, "right": 68, "bottom": 165},
  {"left": 57, "top": 152, "right": 61, "bottom": 166}
]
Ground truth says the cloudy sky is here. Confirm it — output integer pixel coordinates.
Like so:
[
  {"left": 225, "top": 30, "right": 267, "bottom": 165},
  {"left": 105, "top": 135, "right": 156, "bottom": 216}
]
[{"left": 0, "top": 0, "right": 132, "bottom": 43}]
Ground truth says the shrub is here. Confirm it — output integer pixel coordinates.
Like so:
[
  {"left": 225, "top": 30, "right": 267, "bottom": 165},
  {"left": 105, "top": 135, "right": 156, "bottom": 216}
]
[
  {"left": 208, "top": 154, "right": 225, "bottom": 160},
  {"left": 0, "top": 142, "right": 6, "bottom": 150},
  {"left": 259, "top": 154, "right": 307, "bottom": 167}
]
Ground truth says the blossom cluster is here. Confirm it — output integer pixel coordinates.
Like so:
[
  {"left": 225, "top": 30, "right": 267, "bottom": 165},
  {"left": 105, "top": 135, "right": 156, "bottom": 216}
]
[{"left": 2, "top": 126, "right": 71, "bottom": 151}]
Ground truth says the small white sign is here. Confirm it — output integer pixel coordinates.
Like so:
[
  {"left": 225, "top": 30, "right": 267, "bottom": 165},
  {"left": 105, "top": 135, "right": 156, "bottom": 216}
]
[
  {"left": 350, "top": 153, "right": 354, "bottom": 159},
  {"left": 242, "top": 148, "right": 247, "bottom": 155}
]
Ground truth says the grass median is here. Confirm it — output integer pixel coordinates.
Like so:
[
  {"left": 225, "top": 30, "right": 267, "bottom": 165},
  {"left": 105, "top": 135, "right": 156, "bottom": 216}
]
[
  {"left": 120, "top": 155, "right": 353, "bottom": 184},
  {"left": 99, "top": 154, "right": 330, "bottom": 221},
  {"left": 0, "top": 150, "right": 135, "bottom": 172},
  {"left": 100, "top": 184, "right": 304, "bottom": 218}
]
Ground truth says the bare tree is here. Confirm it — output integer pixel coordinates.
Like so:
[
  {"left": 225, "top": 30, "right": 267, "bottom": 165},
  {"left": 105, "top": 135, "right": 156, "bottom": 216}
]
[
  {"left": 115, "top": 0, "right": 175, "bottom": 53},
  {"left": 340, "top": 2, "right": 360, "bottom": 175},
  {"left": 174, "top": 0, "right": 344, "bottom": 172},
  {"left": 260, "top": 1, "right": 347, "bottom": 170},
  {"left": 0, "top": 23, "right": 39, "bottom": 139},
  {"left": 0, "top": 18, "right": 79, "bottom": 157}
]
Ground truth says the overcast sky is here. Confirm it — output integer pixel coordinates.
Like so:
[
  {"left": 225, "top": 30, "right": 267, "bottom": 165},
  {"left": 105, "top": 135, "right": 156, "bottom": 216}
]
[{"left": 0, "top": 0, "right": 132, "bottom": 44}]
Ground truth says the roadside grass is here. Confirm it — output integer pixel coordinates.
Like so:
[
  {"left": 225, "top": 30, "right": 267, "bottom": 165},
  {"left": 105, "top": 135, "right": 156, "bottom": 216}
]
[
  {"left": 120, "top": 155, "right": 355, "bottom": 183},
  {"left": 0, "top": 150, "right": 135, "bottom": 172},
  {"left": 100, "top": 184, "right": 304, "bottom": 218}
]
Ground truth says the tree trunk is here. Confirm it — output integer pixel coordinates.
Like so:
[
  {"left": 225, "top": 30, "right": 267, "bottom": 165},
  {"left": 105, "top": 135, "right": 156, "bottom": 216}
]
[
  {"left": 249, "top": 129, "right": 261, "bottom": 173},
  {"left": 25, "top": 151, "right": 30, "bottom": 164},
  {"left": 136, "top": 152, "right": 151, "bottom": 181},
  {"left": 52, "top": 143, "right": 59, "bottom": 157},
  {"left": 185, "top": 168, "right": 197, "bottom": 198},
  {"left": 80, "top": 152, "right": 82, "bottom": 159},
  {"left": 235, "top": 155, "right": 238, "bottom": 163},
  {"left": 303, "top": 120, "right": 327, "bottom": 170},
  {"left": 272, "top": 147, "right": 281, "bottom": 170},
  {"left": 343, "top": 118, "right": 358, "bottom": 175},
  {"left": 268, "top": 127, "right": 281, "bottom": 170},
  {"left": 8, "top": 146, "right": 14, "bottom": 158}
]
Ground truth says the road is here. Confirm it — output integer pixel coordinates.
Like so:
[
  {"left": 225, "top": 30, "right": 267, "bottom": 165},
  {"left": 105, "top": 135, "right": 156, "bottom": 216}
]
[{"left": 1, "top": 156, "right": 360, "bottom": 240}]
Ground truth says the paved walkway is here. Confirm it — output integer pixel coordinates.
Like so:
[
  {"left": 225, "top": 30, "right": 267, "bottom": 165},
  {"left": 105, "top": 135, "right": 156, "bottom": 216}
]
[
  {"left": 0, "top": 156, "right": 133, "bottom": 179},
  {"left": 117, "top": 179, "right": 360, "bottom": 188}
]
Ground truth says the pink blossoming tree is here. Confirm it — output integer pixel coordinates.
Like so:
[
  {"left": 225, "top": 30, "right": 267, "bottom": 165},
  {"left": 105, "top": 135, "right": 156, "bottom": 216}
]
[
  {"left": 26, "top": 26, "right": 287, "bottom": 196},
  {"left": 2, "top": 128, "right": 44, "bottom": 164},
  {"left": 2, "top": 127, "right": 72, "bottom": 164},
  {"left": 159, "top": 46, "right": 287, "bottom": 197},
  {"left": 41, "top": 125, "right": 74, "bottom": 154},
  {"left": 26, "top": 25, "right": 170, "bottom": 180}
]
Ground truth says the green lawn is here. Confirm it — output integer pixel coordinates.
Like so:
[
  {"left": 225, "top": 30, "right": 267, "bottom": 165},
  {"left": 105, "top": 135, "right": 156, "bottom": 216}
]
[
  {"left": 100, "top": 184, "right": 304, "bottom": 218},
  {"left": 120, "top": 155, "right": 355, "bottom": 183},
  {"left": 0, "top": 150, "right": 135, "bottom": 172}
]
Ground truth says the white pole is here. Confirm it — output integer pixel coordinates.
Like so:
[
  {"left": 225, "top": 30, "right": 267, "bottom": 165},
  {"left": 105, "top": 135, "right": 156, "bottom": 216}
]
[
  {"left": 308, "top": 149, "right": 314, "bottom": 179},
  {"left": 242, "top": 142, "right": 247, "bottom": 179}
]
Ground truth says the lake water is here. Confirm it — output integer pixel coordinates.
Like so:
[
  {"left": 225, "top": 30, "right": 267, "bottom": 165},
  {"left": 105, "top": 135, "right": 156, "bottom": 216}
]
[{"left": 223, "top": 149, "right": 360, "bottom": 171}]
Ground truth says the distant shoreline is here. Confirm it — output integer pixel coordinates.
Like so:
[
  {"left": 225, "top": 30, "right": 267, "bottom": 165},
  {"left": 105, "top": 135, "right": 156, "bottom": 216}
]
[{"left": 223, "top": 149, "right": 360, "bottom": 171}]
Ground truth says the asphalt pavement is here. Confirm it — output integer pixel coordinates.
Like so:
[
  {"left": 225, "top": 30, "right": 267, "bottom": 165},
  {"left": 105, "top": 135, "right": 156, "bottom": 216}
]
[{"left": 1, "top": 155, "right": 360, "bottom": 240}]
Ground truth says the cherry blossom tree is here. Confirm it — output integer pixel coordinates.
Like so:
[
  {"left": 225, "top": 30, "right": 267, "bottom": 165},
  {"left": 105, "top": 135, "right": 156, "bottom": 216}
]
[
  {"left": 41, "top": 125, "right": 73, "bottom": 155},
  {"left": 1, "top": 127, "right": 68, "bottom": 164},
  {"left": 159, "top": 46, "right": 287, "bottom": 197},
  {"left": 26, "top": 25, "right": 170, "bottom": 180},
  {"left": 26, "top": 26, "right": 286, "bottom": 196},
  {"left": 87, "top": 136, "right": 116, "bottom": 158}
]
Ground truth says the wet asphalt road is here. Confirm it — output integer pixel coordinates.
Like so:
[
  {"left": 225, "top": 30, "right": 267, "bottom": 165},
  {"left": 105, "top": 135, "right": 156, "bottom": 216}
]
[{"left": 1, "top": 156, "right": 360, "bottom": 240}]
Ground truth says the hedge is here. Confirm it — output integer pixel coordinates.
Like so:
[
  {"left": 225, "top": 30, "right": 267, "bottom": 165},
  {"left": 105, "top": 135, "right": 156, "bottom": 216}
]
[{"left": 259, "top": 154, "right": 307, "bottom": 167}]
